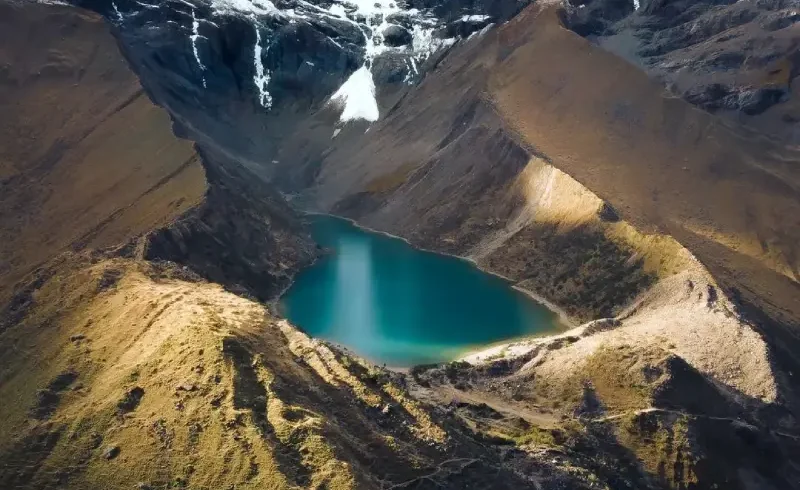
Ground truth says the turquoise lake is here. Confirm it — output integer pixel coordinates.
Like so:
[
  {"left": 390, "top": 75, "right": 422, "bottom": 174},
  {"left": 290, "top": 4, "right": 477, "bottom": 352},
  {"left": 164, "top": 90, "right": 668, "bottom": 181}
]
[{"left": 279, "top": 215, "right": 562, "bottom": 367}]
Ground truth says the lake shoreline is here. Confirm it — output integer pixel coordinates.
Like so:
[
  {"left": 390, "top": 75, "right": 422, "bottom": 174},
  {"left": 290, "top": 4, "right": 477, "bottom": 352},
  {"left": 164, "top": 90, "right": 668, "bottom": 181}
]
[{"left": 303, "top": 211, "right": 577, "bottom": 331}]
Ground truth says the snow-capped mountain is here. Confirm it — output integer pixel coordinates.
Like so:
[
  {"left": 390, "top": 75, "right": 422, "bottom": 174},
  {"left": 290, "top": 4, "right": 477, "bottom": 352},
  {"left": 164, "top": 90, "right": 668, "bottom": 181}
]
[
  {"left": 72, "top": 0, "right": 507, "bottom": 124},
  {"left": 61, "top": 0, "right": 522, "bottom": 189}
]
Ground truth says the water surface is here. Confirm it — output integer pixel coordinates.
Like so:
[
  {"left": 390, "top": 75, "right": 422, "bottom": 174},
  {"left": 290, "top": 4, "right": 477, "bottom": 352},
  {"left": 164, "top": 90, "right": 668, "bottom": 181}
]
[{"left": 279, "top": 215, "right": 562, "bottom": 367}]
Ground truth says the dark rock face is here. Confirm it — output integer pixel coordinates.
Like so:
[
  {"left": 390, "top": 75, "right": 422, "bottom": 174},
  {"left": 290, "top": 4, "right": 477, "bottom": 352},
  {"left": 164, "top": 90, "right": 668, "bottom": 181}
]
[
  {"left": 739, "top": 86, "right": 790, "bottom": 115},
  {"left": 117, "top": 387, "right": 145, "bottom": 413},
  {"left": 145, "top": 147, "right": 316, "bottom": 301},
  {"left": 438, "top": 15, "right": 494, "bottom": 37},
  {"left": 564, "top": 0, "right": 800, "bottom": 140},
  {"left": 382, "top": 24, "right": 412, "bottom": 46},
  {"left": 686, "top": 83, "right": 789, "bottom": 114},
  {"left": 66, "top": 0, "right": 512, "bottom": 175},
  {"left": 30, "top": 371, "right": 79, "bottom": 420}
]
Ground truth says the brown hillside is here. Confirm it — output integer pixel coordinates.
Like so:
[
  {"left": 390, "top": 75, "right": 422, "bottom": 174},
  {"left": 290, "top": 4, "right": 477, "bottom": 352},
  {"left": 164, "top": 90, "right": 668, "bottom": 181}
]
[
  {"left": 0, "top": 254, "right": 544, "bottom": 490},
  {"left": 0, "top": 1, "right": 206, "bottom": 297},
  {"left": 311, "top": 2, "right": 800, "bottom": 333},
  {"left": 2, "top": 1, "right": 799, "bottom": 488},
  {"left": 489, "top": 5, "right": 800, "bottom": 326}
]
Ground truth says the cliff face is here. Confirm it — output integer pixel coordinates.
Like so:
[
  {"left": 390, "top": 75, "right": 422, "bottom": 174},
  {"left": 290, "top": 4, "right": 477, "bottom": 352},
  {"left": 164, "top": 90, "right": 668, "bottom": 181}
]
[
  {"left": 65, "top": 0, "right": 527, "bottom": 189},
  {"left": 144, "top": 146, "right": 316, "bottom": 301},
  {"left": 566, "top": 0, "right": 800, "bottom": 142}
]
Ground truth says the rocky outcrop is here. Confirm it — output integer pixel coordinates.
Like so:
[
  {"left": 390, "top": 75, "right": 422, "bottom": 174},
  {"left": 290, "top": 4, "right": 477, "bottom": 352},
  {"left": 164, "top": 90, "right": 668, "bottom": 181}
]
[
  {"left": 564, "top": 0, "right": 800, "bottom": 142},
  {"left": 144, "top": 147, "right": 316, "bottom": 300}
]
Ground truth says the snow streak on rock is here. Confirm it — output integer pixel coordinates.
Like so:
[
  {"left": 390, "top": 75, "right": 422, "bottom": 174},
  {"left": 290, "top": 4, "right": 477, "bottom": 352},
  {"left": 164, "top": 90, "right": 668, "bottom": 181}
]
[
  {"left": 190, "top": 9, "right": 207, "bottom": 88},
  {"left": 253, "top": 25, "right": 273, "bottom": 109},
  {"left": 109, "top": 0, "right": 472, "bottom": 115},
  {"left": 112, "top": 1, "right": 123, "bottom": 21},
  {"left": 31, "top": 0, "right": 69, "bottom": 5},
  {"left": 461, "top": 14, "right": 491, "bottom": 22}
]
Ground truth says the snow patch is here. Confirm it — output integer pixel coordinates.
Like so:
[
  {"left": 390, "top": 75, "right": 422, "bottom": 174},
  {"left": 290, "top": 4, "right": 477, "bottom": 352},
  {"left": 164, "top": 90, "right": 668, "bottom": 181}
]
[
  {"left": 467, "top": 22, "right": 494, "bottom": 40},
  {"left": 112, "top": 1, "right": 124, "bottom": 22},
  {"left": 190, "top": 9, "right": 207, "bottom": 88},
  {"left": 253, "top": 26, "right": 273, "bottom": 109},
  {"left": 324, "top": 0, "right": 404, "bottom": 121},
  {"left": 633, "top": 0, "right": 640, "bottom": 9},
  {"left": 327, "top": 3, "right": 348, "bottom": 17},
  {"left": 210, "top": 0, "right": 279, "bottom": 16},
  {"left": 329, "top": 65, "right": 379, "bottom": 122},
  {"left": 461, "top": 14, "right": 490, "bottom": 22},
  {"left": 411, "top": 25, "right": 455, "bottom": 62}
]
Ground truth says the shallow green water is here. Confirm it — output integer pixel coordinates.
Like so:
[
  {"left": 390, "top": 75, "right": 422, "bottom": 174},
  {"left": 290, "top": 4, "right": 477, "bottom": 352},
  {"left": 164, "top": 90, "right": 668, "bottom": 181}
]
[{"left": 279, "top": 215, "right": 562, "bottom": 367}]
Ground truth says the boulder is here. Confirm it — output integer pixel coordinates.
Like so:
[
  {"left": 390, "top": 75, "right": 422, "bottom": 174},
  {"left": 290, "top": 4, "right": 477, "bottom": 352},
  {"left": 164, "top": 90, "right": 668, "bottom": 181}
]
[{"left": 382, "top": 24, "right": 412, "bottom": 46}]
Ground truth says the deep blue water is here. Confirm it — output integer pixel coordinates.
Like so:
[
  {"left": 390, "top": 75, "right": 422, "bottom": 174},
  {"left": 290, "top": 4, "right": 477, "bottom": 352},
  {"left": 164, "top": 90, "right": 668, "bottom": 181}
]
[{"left": 279, "top": 215, "right": 562, "bottom": 367}]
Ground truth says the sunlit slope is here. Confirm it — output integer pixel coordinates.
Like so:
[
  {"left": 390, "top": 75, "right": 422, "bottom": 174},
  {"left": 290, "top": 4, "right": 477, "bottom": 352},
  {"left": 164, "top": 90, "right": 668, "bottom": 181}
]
[
  {"left": 0, "top": 255, "right": 508, "bottom": 490},
  {"left": 488, "top": 4, "right": 800, "bottom": 324}
]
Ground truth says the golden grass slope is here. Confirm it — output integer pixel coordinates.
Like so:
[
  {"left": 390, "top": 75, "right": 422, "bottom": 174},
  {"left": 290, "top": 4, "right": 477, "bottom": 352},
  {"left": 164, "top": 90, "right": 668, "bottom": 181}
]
[{"left": 0, "top": 256, "right": 457, "bottom": 489}]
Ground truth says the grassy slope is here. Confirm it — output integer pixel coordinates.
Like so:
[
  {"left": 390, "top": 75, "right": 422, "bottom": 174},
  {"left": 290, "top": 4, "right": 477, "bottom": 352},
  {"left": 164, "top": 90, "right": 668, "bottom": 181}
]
[
  {"left": 0, "top": 256, "right": 485, "bottom": 489},
  {"left": 0, "top": 2, "right": 206, "bottom": 298}
]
